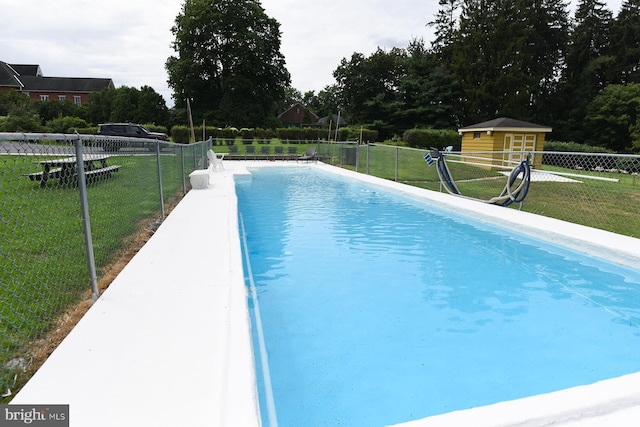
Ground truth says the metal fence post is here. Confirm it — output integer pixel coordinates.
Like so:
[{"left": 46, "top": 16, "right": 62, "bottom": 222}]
[
  {"left": 366, "top": 144, "right": 370, "bottom": 175},
  {"left": 395, "top": 146, "right": 399, "bottom": 182},
  {"left": 180, "top": 144, "right": 186, "bottom": 195},
  {"left": 74, "top": 138, "right": 100, "bottom": 301},
  {"left": 355, "top": 143, "right": 360, "bottom": 173},
  {"left": 156, "top": 141, "right": 165, "bottom": 220},
  {"left": 193, "top": 144, "right": 197, "bottom": 170}
]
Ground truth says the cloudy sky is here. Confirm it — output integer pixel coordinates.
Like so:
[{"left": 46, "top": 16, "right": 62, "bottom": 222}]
[{"left": 1, "top": 0, "right": 625, "bottom": 108}]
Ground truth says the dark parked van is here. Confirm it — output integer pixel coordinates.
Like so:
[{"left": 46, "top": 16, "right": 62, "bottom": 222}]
[{"left": 97, "top": 123, "right": 169, "bottom": 151}]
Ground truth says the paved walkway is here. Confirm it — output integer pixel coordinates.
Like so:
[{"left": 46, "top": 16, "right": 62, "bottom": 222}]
[{"left": 13, "top": 163, "right": 258, "bottom": 426}]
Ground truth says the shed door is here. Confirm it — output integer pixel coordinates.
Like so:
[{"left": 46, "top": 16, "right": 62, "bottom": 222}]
[{"left": 503, "top": 134, "right": 536, "bottom": 166}]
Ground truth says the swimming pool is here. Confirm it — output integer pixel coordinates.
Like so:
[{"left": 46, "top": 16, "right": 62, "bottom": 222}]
[{"left": 236, "top": 167, "right": 640, "bottom": 427}]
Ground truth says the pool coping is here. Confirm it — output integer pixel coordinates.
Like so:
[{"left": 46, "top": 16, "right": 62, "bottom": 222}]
[{"left": 12, "top": 161, "right": 640, "bottom": 426}]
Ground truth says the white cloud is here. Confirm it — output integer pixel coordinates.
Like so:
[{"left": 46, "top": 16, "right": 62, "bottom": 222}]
[{"left": 261, "top": 0, "right": 439, "bottom": 94}]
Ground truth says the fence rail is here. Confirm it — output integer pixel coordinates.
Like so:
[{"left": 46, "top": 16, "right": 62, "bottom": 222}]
[{"left": 0, "top": 132, "right": 211, "bottom": 398}]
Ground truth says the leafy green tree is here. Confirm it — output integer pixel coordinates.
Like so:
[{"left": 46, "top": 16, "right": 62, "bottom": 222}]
[
  {"left": 585, "top": 83, "right": 640, "bottom": 152},
  {"left": 0, "top": 89, "right": 43, "bottom": 132},
  {"left": 278, "top": 86, "right": 303, "bottom": 114},
  {"left": 429, "top": 0, "right": 462, "bottom": 66},
  {"left": 137, "top": 85, "right": 170, "bottom": 125},
  {"left": 34, "top": 99, "right": 83, "bottom": 125},
  {"left": 308, "top": 85, "right": 342, "bottom": 119},
  {"left": 84, "top": 89, "right": 116, "bottom": 125},
  {"left": 0, "top": 89, "right": 32, "bottom": 117},
  {"left": 554, "top": 0, "right": 614, "bottom": 142},
  {"left": 165, "top": 0, "right": 290, "bottom": 127},
  {"left": 451, "top": 0, "right": 569, "bottom": 124},
  {"left": 333, "top": 47, "right": 406, "bottom": 127},
  {"left": 46, "top": 116, "right": 90, "bottom": 133},
  {"left": 394, "top": 38, "right": 461, "bottom": 130},
  {"left": 110, "top": 86, "right": 140, "bottom": 123},
  {"left": 610, "top": 0, "right": 640, "bottom": 84},
  {"left": 83, "top": 86, "right": 168, "bottom": 126}
]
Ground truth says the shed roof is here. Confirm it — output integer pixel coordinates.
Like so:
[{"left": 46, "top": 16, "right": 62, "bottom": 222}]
[{"left": 459, "top": 117, "right": 552, "bottom": 133}]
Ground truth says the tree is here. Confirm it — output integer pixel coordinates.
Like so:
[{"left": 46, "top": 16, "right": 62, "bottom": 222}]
[
  {"left": 0, "top": 89, "right": 32, "bottom": 117},
  {"left": 84, "top": 89, "right": 116, "bottom": 125},
  {"left": 110, "top": 86, "right": 140, "bottom": 123},
  {"left": 554, "top": 0, "right": 614, "bottom": 142},
  {"left": 395, "top": 38, "right": 461, "bottom": 129},
  {"left": 165, "top": 0, "right": 290, "bottom": 127},
  {"left": 450, "top": 0, "right": 569, "bottom": 124},
  {"left": 304, "top": 85, "right": 342, "bottom": 119},
  {"left": 585, "top": 83, "right": 640, "bottom": 152},
  {"left": 610, "top": 0, "right": 640, "bottom": 84},
  {"left": 136, "top": 86, "right": 170, "bottom": 125},
  {"left": 0, "top": 89, "right": 43, "bottom": 132},
  {"left": 82, "top": 86, "right": 168, "bottom": 126},
  {"left": 46, "top": 116, "right": 90, "bottom": 133},
  {"left": 278, "top": 86, "right": 303, "bottom": 114},
  {"left": 333, "top": 48, "right": 406, "bottom": 127},
  {"left": 429, "top": 0, "right": 462, "bottom": 66},
  {"left": 34, "top": 99, "right": 83, "bottom": 125}
]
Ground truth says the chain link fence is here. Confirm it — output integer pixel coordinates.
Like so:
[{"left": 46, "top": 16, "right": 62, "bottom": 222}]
[
  {"left": 314, "top": 141, "right": 640, "bottom": 238},
  {"left": 2, "top": 135, "right": 639, "bottom": 398},
  {"left": 0, "top": 133, "right": 211, "bottom": 399}
]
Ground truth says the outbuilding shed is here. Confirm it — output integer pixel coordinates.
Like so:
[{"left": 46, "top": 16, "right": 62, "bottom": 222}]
[{"left": 458, "top": 117, "right": 552, "bottom": 169}]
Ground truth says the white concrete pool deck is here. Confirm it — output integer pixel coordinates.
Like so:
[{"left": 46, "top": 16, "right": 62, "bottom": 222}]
[{"left": 12, "top": 161, "right": 640, "bottom": 426}]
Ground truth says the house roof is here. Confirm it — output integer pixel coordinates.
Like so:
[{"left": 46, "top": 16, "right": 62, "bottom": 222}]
[
  {"left": 459, "top": 117, "right": 552, "bottom": 133},
  {"left": 278, "top": 102, "right": 320, "bottom": 121},
  {"left": 10, "top": 64, "right": 42, "bottom": 76},
  {"left": 0, "top": 62, "right": 22, "bottom": 88},
  {"left": 19, "top": 75, "right": 114, "bottom": 92},
  {"left": 0, "top": 60, "right": 114, "bottom": 93}
]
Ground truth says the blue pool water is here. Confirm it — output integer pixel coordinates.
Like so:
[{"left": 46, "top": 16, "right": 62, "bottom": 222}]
[{"left": 236, "top": 167, "right": 640, "bottom": 427}]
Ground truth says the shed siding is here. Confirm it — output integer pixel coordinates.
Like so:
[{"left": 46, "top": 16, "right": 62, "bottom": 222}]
[{"left": 461, "top": 130, "right": 546, "bottom": 169}]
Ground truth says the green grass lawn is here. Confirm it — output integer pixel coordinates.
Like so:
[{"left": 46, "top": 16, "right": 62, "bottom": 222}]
[
  {"left": 340, "top": 145, "right": 640, "bottom": 238},
  {"left": 0, "top": 153, "right": 185, "bottom": 398}
]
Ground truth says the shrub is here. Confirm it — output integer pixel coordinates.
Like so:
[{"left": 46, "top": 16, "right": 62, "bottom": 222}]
[
  {"left": 543, "top": 140, "right": 613, "bottom": 153},
  {"left": 170, "top": 125, "right": 190, "bottom": 144},
  {"left": 46, "top": 116, "right": 89, "bottom": 133},
  {"left": 542, "top": 140, "right": 619, "bottom": 171},
  {"left": 143, "top": 123, "right": 169, "bottom": 136},
  {"left": 75, "top": 127, "right": 98, "bottom": 135},
  {"left": 276, "top": 127, "right": 303, "bottom": 141},
  {"left": 402, "top": 128, "right": 461, "bottom": 149}
]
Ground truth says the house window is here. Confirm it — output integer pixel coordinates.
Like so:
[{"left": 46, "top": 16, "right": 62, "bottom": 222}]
[
  {"left": 473, "top": 132, "right": 481, "bottom": 139},
  {"left": 58, "top": 95, "right": 66, "bottom": 101},
  {"left": 74, "top": 96, "right": 82, "bottom": 106},
  {"left": 40, "top": 95, "right": 49, "bottom": 101}
]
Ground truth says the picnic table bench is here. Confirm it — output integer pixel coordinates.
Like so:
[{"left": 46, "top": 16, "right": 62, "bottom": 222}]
[{"left": 26, "top": 154, "right": 121, "bottom": 186}]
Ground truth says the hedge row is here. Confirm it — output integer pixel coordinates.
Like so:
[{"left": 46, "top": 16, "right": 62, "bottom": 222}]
[
  {"left": 542, "top": 140, "right": 613, "bottom": 153},
  {"left": 402, "top": 128, "right": 461, "bottom": 149},
  {"left": 72, "top": 124, "right": 169, "bottom": 136},
  {"left": 170, "top": 125, "right": 379, "bottom": 144}
]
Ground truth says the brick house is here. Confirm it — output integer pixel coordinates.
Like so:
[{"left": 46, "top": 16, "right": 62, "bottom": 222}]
[
  {"left": 278, "top": 102, "right": 320, "bottom": 127},
  {"left": 0, "top": 61, "right": 114, "bottom": 106}
]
